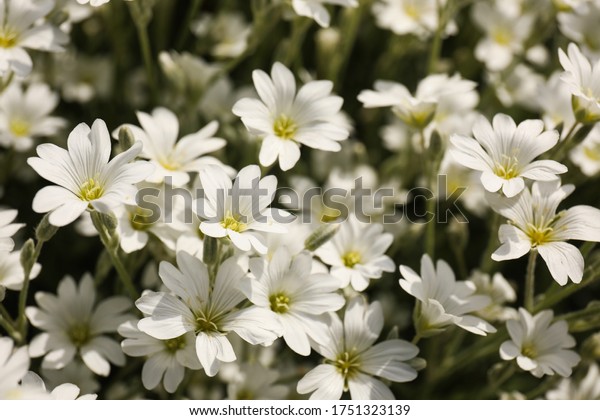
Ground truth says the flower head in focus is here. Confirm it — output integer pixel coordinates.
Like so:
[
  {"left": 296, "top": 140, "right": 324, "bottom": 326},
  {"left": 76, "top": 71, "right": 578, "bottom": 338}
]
[
  {"left": 297, "top": 297, "right": 419, "bottom": 400},
  {"left": 233, "top": 62, "right": 348, "bottom": 171},
  {"left": 27, "top": 119, "right": 153, "bottom": 226},
  {"left": 500, "top": 308, "right": 580, "bottom": 378}
]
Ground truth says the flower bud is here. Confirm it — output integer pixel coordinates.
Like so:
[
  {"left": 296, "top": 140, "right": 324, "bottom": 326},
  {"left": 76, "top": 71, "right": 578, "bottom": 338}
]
[
  {"left": 35, "top": 213, "right": 59, "bottom": 243},
  {"left": 118, "top": 126, "right": 136, "bottom": 151},
  {"left": 203, "top": 236, "right": 219, "bottom": 265},
  {"left": 304, "top": 223, "right": 340, "bottom": 252},
  {"left": 19, "top": 239, "right": 36, "bottom": 274}
]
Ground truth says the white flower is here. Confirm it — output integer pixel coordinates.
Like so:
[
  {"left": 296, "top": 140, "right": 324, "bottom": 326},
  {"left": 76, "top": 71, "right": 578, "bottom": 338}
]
[
  {"left": 27, "top": 119, "right": 153, "bottom": 227},
  {"left": 0, "top": 250, "right": 41, "bottom": 291},
  {"left": 19, "top": 372, "right": 96, "bottom": 400},
  {"left": 546, "top": 364, "right": 600, "bottom": 399},
  {"left": 500, "top": 308, "right": 580, "bottom": 378},
  {"left": 472, "top": 1, "right": 534, "bottom": 71},
  {"left": 158, "top": 51, "right": 220, "bottom": 100},
  {"left": 488, "top": 180, "right": 600, "bottom": 285},
  {"left": 558, "top": 2, "right": 600, "bottom": 60},
  {"left": 291, "top": 0, "right": 358, "bottom": 28},
  {"left": 240, "top": 247, "right": 345, "bottom": 355},
  {"left": 136, "top": 252, "right": 282, "bottom": 377},
  {"left": 449, "top": 114, "right": 566, "bottom": 197},
  {"left": 297, "top": 297, "right": 419, "bottom": 400},
  {"left": 0, "top": 337, "right": 29, "bottom": 399},
  {"left": 0, "top": 208, "right": 23, "bottom": 251},
  {"left": 54, "top": 53, "right": 113, "bottom": 103},
  {"left": 26, "top": 273, "right": 132, "bottom": 376},
  {"left": 222, "top": 363, "right": 289, "bottom": 400},
  {"left": 537, "top": 71, "right": 575, "bottom": 131},
  {"left": 119, "top": 320, "right": 201, "bottom": 393},
  {"left": 0, "top": 0, "right": 67, "bottom": 77},
  {"left": 399, "top": 254, "right": 496, "bottom": 336},
  {"left": 358, "top": 74, "right": 477, "bottom": 131},
  {"left": 316, "top": 215, "right": 394, "bottom": 292},
  {"left": 570, "top": 125, "right": 600, "bottom": 176},
  {"left": 115, "top": 107, "right": 230, "bottom": 186},
  {"left": 372, "top": 0, "right": 452, "bottom": 39},
  {"left": 195, "top": 164, "right": 289, "bottom": 254},
  {"left": 191, "top": 12, "right": 250, "bottom": 58},
  {"left": 0, "top": 83, "right": 65, "bottom": 151},
  {"left": 76, "top": 0, "right": 110, "bottom": 7},
  {"left": 469, "top": 270, "right": 517, "bottom": 322},
  {"left": 41, "top": 360, "right": 99, "bottom": 395},
  {"left": 559, "top": 42, "right": 600, "bottom": 123},
  {"left": 232, "top": 62, "right": 348, "bottom": 171}
]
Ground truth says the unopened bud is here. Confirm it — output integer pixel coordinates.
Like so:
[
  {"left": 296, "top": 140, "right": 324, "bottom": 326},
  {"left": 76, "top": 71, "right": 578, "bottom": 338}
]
[
  {"left": 35, "top": 213, "right": 58, "bottom": 243},
  {"left": 19, "top": 239, "right": 36, "bottom": 274},
  {"left": 407, "top": 357, "right": 427, "bottom": 371},
  {"left": 99, "top": 212, "right": 118, "bottom": 235},
  {"left": 304, "top": 223, "right": 340, "bottom": 252},
  {"left": 118, "top": 126, "right": 136, "bottom": 150},
  {"left": 428, "top": 130, "right": 444, "bottom": 158},
  {"left": 203, "top": 236, "right": 219, "bottom": 265}
]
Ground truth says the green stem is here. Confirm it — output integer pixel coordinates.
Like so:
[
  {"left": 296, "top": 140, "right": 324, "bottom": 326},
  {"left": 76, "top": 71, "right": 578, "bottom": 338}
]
[
  {"left": 91, "top": 212, "right": 138, "bottom": 300},
  {"left": 556, "top": 304, "right": 600, "bottom": 323},
  {"left": 524, "top": 249, "right": 538, "bottom": 313},
  {"left": 175, "top": 0, "right": 203, "bottom": 50},
  {"left": 128, "top": 2, "right": 157, "bottom": 103},
  {"left": 327, "top": 4, "right": 363, "bottom": 88},
  {"left": 0, "top": 303, "right": 19, "bottom": 340},
  {"left": 427, "top": 0, "right": 445, "bottom": 74},
  {"left": 16, "top": 240, "right": 43, "bottom": 343},
  {"left": 550, "top": 121, "right": 579, "bottom": 161}
]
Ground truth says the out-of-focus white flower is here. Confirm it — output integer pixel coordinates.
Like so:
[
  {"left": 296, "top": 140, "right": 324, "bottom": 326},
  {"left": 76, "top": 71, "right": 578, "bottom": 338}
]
[
  {"left": 136, "top": 252, "right": 282, "bottom": 377},
  {"left": 316, "top": 215, "right": 394, "bottom": 292},
  {"left": 297, "top": 297, "right": 419, "bottom": 400},
  {"left": 472, "top": 1, "right": 534, "bottom": 71},
  {"left": 488, "top": 180, "right": 600, "bottom": 285},
  {"left": 222, "top": 362, "right": 289, "bottom": 400},
  {"left": 241, "top": 247, "right": 344, "bottom": 355},
  {"left": 500, "top": 308, "right": 580, "bottom": 378},
  {"left": 437, "top": 151, "right": 488, "bottom": 216},
  {"left": 546, "top": 364, "right": 600, "bottom": 399},
  {"left": 0, "top": 250, "right": 41, "bottom": 291},
  {"left": 559, "top": 42, "right": 600, "bottom": 123},
  {"left": 399, "top": 254, "right": 496, "bottom": 336},
  {"left": 469, "top": 270, "right": 517, "bottom": 322},
  {"left": 41, "top": 361, "right": 99, "bottom": 395},
  {"left": 115, "top": 107, "right": 230, "bottom": 186},
  {"left": 0, "top": 83, "right": 65, "bottom": 151},
  {"left": 27, "top": 119, "right": 153, "bottom": 227},
  {"left": 570, "top": 125, "right": 600, "bottom": 176},
  {"left": 26, "top": 274, "right": 132, "bottom": 376},
  {"left": 119, "top": 320, "right": 201, "bottom": 393},
  {"left": 490, "top": 64, "right": 545, "bottom": 110},
  {"left": 191, "top": 12, "right": 250, "bottom": 58},
  {"left": 372, "top": 0, "right": 454, "bottom": 39},
  {"left": 75, "top": 0, "right": 117, "bottom": 7},
  {"left": 358, "top": 74, "right": 477, "bottom": 132},
  {"left": 537, "top": 72, "right": 575, "bottom": 131},
  {"left": 20, "top": 372, "right": 96, "bottom": 399},
  {"left": 54, "top": 53, "right": 113, "bottom": 103},
  {"left": 449, "top": 114, "right": 565, "bottom": 198},
  {"left": 0, "top": 337, "right": 29, "bottom": 399},
  {"left": 194, "top": 164, "right": 289, "bottom": 254},
  {"left": 558, "top": 2, "right": 600, "bottom": 60},
  {"left": 290, "top": 0, "right": 358, "bottom": 28},
  {"left": 0, "top": 0, "right": 68, "bottom": 77},
  {"left": 159, "top": 51, "right": 220, "bottom": 100},
  {"left": 233, "top": 62, "right": 348, "bottom": 171},
  {"left": 0, "top": 209, "right": 23, "bottom": 251}
]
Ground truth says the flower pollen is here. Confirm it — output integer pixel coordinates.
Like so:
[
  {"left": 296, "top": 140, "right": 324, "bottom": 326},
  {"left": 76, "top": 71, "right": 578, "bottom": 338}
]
[
  {"left": 68, "top": 323, "right": 91, "bottom": 348},
  {"left": 9, "top": 118, "right": 30, "bottom": 137},
  {"left": 0, "top": 30, "right": 18, "bottom": 48},
  {"left": 334, "top": 350, "right": 361, "bottom": 383},
  {"left": 493, "top": 155, "right": 520, "bottom": 180},
  {"left": 269, "top": 293, "right": 290, "bottom": 314},
  {"left": 273, "top": 114, "right": 298, "bottom": 140},
  {"left": 342, "top": 251, "right": 362, "bottom": 268},
  {"left": 221, "top": 214, "right": 246, "bottom": 232},
  {"left": 163, "top": 335, "right": 187, "bottom": 354},
  {"left": 79, "top": 178, "right": 104, "bottom": 201}
]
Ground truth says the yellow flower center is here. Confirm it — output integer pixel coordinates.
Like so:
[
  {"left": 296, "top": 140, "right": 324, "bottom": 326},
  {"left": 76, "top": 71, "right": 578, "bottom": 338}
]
[
  {"left": 158, "top": 156, "right": 181, "bottom": 171},
  {"left": 221, "top": 214, "right": 246, "bottom": 232},
  {"left": 583, "top": 144, "right": 600, "bottom": 161},
  {"left": 68, "top": 323, "right": 91, "bottom": 348},
  {"left": 342, "top": 251, "right": 362, "bottom": 268},
  {"left": 9, "top": 118, "right": 30, "bottom": 137},
  {"left": 164, "top": 335, "right": 187, "bottom": 353},
  {"left": 0, "top": 30, "right": 18, "bottom": 48},
  {"left": 195, "top": 314, "right": 220, "bottom": 333},
  {"left": 493, "top": 155, "right": 520, "bottom": 180},
  {"left": 492, "top": 28, "right": 512, "bottom": 46},
  {"left": 269, "top": 293, "right": 291, "bottom": 314},
  {"left": 521, "top": 343, "right": 538, "bottom": 359},
  {"left": 333, "top": 350, "right": 361, "bottom": 389},
  {"left": 79, "top": 178, "right": 104, "bottom": 201},
  {"left": 525, "top": 223, "right": 553, "bottom": 247},
  {"left": 273, "top": 114, "right": 298, "bottom": 140}
]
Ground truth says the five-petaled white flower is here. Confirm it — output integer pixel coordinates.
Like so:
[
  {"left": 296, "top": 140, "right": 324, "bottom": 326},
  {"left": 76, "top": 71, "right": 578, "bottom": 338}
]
[
  {"left": 27, "top": 119, "right": 153, "bottom": 227},
  {"left": 291, "top": 0, "right": 358, "bottom": 28},
  {"left": 0, "top": 83, "right": 65, "bottom": 151},
  {"left": 559, "top": 42, "right": 600, "bottom": 123},
  {"left": 487, "top": 180, "right": 600, "bottom": 285},
  {"left": 240, "top": 247, "right": 345, "bottom": 356},
  {"left": 316, "top": 215, "right": 395, "bottom": 292},
  {"left": 500, "top": 308, "right": 580, "bottom": 378},
  {"left": 0, "top": 0, "right": 68, "bottom": 77},
  {"left": 115, "top": 107, "right": 231, "bottom": 186},
  {"left": 195, "top": 164, "right": 290, "bottom": 254},
  {"left": 297, "top": 297, "right": 419, "bottom": 400},
  {"left": 232, "top": 62, "right": 348, "bottom": 171},
  {"left": 26, "top": 274, "right": 132, "bottom": 376},
  {"left": 449, "top": 113, "right": 566, "bottom": 197},
  {"left": 399, "top": 254, "right": 497, "bottom": 336},
  {"left": 119, "top": 320, "right": 201, "bottom": 393},
  {"left": 136, "top": 252, "right": 282, "bottom": 377}
]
